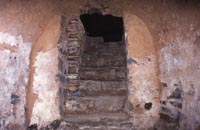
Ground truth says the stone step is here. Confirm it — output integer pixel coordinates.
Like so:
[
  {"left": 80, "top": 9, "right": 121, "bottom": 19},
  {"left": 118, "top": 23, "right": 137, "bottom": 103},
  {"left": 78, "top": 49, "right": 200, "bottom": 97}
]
[
  {"left": 84, "top": 49, "right": 125, "bottom": 56},
  {"left": 63, "top": 112, "right": 129, "bottom": 123},
  {"left": 87, "top": 41, "right": 124, "bottom": 46},
  {"left": 79, "top": 67, "right": 126, "bottom": 81},
  {"left": 58, "top": 121, "right": 134, "bottom": 130},
  {"left": 64, "top": 96, "right": 126, "bottom": 114},
  {"left": 84, "top": 42, "right": 125, "bottom": 55},
  {"left": 81, "top": 54, "right": 126, "bottom": 67},
  {"left": 86, "top": 36, "right": 104, "bottom": 43},
  {"left": 58, "top": 125, "right": 134, "bottom": 130},
  {"left": 64, "top": 80, "right": 127, "bottom": 97},
  {"left": 85, "top": 42, "right": 124, "bottom": 48},
  {"left": 79, "top": 80, "right": 127, "bottom": 96}
]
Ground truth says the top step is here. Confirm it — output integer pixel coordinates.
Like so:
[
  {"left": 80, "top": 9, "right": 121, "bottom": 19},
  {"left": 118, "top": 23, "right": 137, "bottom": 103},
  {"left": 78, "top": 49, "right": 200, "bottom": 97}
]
[
  {"left": 84, "top": 42, "right": 125, "bottom": 56},
  {"left": 86, "top": 36, "right": 104, "bottom": 43},
  {"left": 86, "top": 41, "right": 124, "bottom": 47}
]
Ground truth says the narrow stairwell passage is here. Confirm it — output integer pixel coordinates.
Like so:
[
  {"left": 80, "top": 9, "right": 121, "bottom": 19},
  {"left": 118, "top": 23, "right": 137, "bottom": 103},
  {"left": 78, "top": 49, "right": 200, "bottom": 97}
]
[
  {"left": 63, "top": 37, "right": 133, "bottom": 130},
  {"left": 57, "top": 16, "right": 134, "bottom": 129}
]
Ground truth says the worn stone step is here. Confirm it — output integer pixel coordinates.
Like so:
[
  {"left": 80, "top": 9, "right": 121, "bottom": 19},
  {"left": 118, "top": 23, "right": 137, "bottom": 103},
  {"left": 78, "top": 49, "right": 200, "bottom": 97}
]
[
  {"left": 87, "top": 41, "right": 124, "bottom": 47},
  {"left": 85, "top": 42, "right": 124, "bottom": 48},
  {"left": 64, "top": 81, "right": 127, "bottom": 96},
  {"left": 84, "top": 49, "right": 125, "bottom": 56},
  {"left": 63, "top": 112, "right": 129, "bottom": 123},
  {"left": 79, "top": 80, "right": 127, "bottom": 96},
  {"left": 64, "top": 96, "right": 126, "bottom": 114},
  {"left": 84, "top": 42, "right": 125, "bottom": 55},
  {"left": 62, "top": 113, "right": 133, "bottom": 130},
  {"left": 86, "top": 36, "right": 104, "bottom": 43},
  {"left": 81, "top": 54, "right": 126, "bottom": 67},
  {"left": 85, "top": 42, "right": 124, "bottom": 49},
  {"left": 79, "top": 67, "right": 126, "bottom": 81},
  {"left": 57, "top": 120, "right": 136, "bottom": 130}
]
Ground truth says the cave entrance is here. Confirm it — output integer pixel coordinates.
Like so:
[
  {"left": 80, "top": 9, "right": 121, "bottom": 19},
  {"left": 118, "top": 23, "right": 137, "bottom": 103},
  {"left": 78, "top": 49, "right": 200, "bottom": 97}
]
[{"left": 58, "top": 11, "right": 131, "bottom": 128}]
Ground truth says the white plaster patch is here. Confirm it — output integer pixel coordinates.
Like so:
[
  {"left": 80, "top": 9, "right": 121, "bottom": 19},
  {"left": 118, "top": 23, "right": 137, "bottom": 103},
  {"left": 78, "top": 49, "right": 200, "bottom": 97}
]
[
  {"left": 0, "top": 32, "right": 31, "bottom": 129},
  {"left": 0, "top": 32, "right": 19, "bottom": 47},
  {"left": 30, "top": 48, "right": 60, "bottom": 127},
  {"left": 159, "top": 35, "right": 200, "bottom": 130},
  {"left": 127, "top": 55, "right": 160, "bottom": 129}
]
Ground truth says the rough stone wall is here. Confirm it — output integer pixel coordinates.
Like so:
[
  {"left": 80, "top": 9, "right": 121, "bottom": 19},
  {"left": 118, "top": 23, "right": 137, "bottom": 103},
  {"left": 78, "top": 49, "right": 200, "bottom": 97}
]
[
  {"left": 0, "top": 33, "right": 31, "bottom": 129},
  {"left": 58, "top": 17, "right": 86, "bottom": 117}
]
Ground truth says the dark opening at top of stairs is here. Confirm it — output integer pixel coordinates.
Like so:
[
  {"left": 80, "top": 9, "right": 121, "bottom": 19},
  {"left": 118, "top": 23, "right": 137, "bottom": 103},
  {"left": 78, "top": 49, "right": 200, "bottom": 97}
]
[{"left": 80, "top": 13, "right": 124, "bottom": 42}]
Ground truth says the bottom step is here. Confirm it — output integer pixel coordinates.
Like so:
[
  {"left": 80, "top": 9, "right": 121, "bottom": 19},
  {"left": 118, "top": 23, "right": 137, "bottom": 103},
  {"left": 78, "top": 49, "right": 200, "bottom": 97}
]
[
  {"left": 63, "top": 113, "right": 129, "bottom": 123},
  {"left": 60, "top": 113, "right": 133, "bottom": 130},
  {"left": 64, "top": 96, "right": 126, "bottom": 114},
  {"left": 57, "top": 122, "right": 134, "bottom": 130}
]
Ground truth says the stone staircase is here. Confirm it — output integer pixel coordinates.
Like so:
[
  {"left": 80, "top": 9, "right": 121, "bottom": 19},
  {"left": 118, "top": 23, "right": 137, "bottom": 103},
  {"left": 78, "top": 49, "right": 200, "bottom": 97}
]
[{"left": 62, "top": 38, "right": 133, "bottom": 130}]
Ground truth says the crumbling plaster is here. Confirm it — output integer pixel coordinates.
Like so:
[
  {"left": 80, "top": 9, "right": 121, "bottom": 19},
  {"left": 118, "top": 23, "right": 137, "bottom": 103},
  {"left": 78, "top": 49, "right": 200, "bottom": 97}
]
[
  {"left": 0, "top": 32, "right": 31, "bottom": 129},
  {"left": 27, "top": 15, "right": 61, "bottom": 127},
  {"left": 124, "top": 14, "right": 160, "bottom": 129},
  {"left": 158, "top": 35, "right": 200, "bottom": 130}
]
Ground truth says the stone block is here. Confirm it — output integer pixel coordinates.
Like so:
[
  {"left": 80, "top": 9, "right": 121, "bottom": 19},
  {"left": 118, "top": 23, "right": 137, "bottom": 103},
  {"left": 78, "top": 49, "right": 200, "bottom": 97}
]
[
  {"left": 68, "top": 40, "right": 80, "bottom": 47},
  {"left": 68, "top": 66, "right": 79, "bottom": 74},
  {"left": 167, "top": 88, "right": 182, "bottom": 99}
]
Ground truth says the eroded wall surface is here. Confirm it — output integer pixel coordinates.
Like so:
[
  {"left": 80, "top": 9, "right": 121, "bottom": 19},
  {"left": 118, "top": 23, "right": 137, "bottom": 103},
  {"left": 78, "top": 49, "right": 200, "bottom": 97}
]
[
  {"left": 0, "top": 33, "right": 31, "bottom": 129},
  {"left": 124, "top": 14, "right": 160, "bottom": 130},
  {"left": 28, "top": 15, "right": 61, "bottom": 127},
  {"left": 30, "top": 48, "right": 60, "bottom": 127},
  {"left": 156, "top": 27, "right": 200, "bottom": 130}
]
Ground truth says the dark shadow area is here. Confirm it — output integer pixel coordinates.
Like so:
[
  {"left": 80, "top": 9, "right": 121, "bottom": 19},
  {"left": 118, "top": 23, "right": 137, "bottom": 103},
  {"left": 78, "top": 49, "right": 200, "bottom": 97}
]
[
  {"left": 80, "top": 13, "right": 124, "bottom": 42},
  {"left": 144, "top": 102, "right": 152, "bottom": 110}
]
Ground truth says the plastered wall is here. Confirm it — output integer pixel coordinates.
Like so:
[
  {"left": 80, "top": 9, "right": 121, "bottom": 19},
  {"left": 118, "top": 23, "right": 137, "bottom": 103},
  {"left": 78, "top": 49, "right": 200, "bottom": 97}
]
[{"left": 0, "top": 0, "right": 200, "bottom": 129}]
